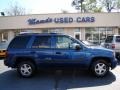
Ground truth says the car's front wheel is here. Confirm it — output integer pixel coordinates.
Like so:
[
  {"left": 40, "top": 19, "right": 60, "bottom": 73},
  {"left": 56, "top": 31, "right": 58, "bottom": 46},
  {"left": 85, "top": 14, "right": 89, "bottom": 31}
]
[
  {"left": 17, "top": 61, "right": 36, "bottom": 78},
  {"left": 91, "top": 60, "right": 109, "bottom": 77}
]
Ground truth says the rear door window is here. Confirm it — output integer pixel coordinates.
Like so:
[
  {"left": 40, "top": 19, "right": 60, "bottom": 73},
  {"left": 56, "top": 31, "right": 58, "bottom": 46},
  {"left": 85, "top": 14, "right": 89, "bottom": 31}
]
[
  {"left": 8, "top": 36, "right": 31, "bottom": 49},
  {"left": 105, "top": 36, "right": 113, "bottom": 43},
  {"left": 32, "top": 36, "right": 51, "bottom": 48},
  {"left": 116, "top": 36, "right": 120, "bottom": 42}
]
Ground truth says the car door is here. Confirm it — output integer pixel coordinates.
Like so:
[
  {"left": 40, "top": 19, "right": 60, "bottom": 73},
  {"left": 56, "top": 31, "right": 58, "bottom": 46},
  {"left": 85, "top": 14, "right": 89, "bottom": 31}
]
[
  {"left": 52, "top": 35, "right": 86, "bottom": 68},
  {"left": 31, "top": 35, "right": 54, "bottom": 67}
]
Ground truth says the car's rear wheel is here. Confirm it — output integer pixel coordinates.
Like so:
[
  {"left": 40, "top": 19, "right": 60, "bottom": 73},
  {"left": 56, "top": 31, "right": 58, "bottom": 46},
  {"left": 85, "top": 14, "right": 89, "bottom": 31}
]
[
  {"left": 91, "top": 60, "right": 109, "bottom": 77},
  {"left": 17, "top": 61, "right": 36, "bottom": 78}
]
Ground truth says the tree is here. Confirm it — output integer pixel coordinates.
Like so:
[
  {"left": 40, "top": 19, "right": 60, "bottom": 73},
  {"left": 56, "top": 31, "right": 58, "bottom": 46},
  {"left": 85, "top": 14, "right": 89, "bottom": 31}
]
[
  {"left": 83, "top": 0, "right": 102, "bottom": 12},
  {"left": 5, "top": 2, "right": 26, "bottom": 16},
  {"left": 72, "top": 0, "right": 84, "bottom": 12},
  {"left": 72, "top": 0, "right": 102, "bottom": 13},
  {"left": 99, "top": 0, "right": 120, "bottom": 12},
  {"left": 116, "top": 0, "right": 120, "bottom": 12}
]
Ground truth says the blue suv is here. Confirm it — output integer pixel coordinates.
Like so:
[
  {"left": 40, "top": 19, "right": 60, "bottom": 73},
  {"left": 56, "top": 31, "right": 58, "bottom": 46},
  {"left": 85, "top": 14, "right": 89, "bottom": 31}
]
[{"left": 4, "top": 33, "right": 117, "bottom": 77}]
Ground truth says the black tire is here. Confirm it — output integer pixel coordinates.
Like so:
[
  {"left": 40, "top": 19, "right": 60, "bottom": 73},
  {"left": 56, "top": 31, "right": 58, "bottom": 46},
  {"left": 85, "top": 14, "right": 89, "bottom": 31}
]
[
  {"left": 17, "top": 61, "right": 36, "bottom": 78},
  {"left": 91, "top": 60, "right": 109, "bottom": 77}
]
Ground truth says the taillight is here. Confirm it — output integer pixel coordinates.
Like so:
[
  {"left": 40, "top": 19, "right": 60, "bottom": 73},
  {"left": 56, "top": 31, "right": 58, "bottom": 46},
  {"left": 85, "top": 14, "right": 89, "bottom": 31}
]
[{"left": 112, "top": 44, "right": 115, "bottom": 49}]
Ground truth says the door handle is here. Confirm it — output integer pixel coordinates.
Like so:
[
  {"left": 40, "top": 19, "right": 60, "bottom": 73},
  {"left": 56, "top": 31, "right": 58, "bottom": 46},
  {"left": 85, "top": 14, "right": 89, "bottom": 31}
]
[
  {"left": 45, "top": 57, "right": 52, "bottom": 60},
  {"left": 56, "top": 52, "right": 62, "bottom": 54}
]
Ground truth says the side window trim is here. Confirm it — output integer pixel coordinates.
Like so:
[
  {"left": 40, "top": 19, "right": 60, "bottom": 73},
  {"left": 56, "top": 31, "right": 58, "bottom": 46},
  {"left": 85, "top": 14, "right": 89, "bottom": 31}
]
[
  {"left": 28, "top": 36, "right": 35, "bottom": 49},
  {"left": 51, "top": 36, "right": 56, "bottom": 48}
]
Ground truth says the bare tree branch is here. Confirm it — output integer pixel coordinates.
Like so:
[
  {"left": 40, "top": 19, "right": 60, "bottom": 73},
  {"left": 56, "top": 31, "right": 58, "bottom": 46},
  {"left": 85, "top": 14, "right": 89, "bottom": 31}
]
[{"left": 5, "top": 2, "right": 26, "bottom": 16}]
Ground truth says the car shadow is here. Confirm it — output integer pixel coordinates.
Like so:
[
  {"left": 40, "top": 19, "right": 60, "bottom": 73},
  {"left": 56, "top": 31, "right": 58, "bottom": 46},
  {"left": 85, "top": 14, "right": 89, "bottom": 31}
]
[
  {"left": 0, "top": 69, "right": 116, "bottom": 90},
  {"left": 57, "top": 70, "right": 116, "bottom": 90}
]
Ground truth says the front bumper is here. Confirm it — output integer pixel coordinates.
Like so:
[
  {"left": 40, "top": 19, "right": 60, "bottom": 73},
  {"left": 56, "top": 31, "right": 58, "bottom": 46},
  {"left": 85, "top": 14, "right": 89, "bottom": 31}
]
[{"left": 111, "top": 58, "right": 118, "bottom": 69}]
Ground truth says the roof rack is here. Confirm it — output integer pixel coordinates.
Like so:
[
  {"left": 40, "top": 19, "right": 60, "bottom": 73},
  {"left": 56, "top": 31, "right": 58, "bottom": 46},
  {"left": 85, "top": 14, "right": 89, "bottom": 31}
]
[{"left": 18, "top": 32, "right": 63, "bottom": 36}]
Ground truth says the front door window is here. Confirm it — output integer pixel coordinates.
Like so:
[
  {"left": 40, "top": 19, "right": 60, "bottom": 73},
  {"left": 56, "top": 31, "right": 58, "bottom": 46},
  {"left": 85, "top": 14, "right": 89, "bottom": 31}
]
[{"left": 55, "top": 36, "right": 74, "bottom": 49}]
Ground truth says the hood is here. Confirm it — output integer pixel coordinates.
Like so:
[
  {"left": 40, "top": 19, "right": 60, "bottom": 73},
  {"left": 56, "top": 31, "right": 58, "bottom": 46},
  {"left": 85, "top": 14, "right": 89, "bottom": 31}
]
[{"left": 88, "top": 46, "right": 113, "bottom": 52}]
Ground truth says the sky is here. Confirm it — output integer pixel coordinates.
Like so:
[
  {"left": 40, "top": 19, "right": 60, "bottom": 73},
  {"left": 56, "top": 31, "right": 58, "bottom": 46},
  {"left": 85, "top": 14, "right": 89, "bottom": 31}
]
[{"left": 0, "top": 0, "right": 76, "bottom": 14}]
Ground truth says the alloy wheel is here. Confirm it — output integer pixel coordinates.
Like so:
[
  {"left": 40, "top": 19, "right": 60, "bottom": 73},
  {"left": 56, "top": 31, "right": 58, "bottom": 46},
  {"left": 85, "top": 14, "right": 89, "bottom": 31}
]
[
  {"left": 94, "top": 63, "right": 107, "bottom": 76},
  {"left": 20, "top": 64, "right": 32, "bottom": 76}
]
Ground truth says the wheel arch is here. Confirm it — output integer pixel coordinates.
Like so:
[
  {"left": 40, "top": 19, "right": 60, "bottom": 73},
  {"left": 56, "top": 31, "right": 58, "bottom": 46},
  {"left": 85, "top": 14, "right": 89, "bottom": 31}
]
[
  {"left": 89, "top": 57, "right": 111, "bottom": 69},
  {"left": 14, "top": 57, "right": 37, "bottom": 68}
]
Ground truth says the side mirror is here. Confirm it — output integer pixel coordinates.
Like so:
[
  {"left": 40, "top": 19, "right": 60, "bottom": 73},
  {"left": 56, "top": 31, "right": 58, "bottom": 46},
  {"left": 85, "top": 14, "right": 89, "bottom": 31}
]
[
  {"left": 72, "top": 43, "right": 81, "bottom": 50},
  {"left": 75, "top": 44, "right": 81, "bottom": 50}
]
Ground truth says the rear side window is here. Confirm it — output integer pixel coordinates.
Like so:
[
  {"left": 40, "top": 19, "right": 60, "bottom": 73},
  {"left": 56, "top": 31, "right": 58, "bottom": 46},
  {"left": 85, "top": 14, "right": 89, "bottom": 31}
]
[
  {"left": 116, "top": 36, "right": 120, "bottom": 42},
  {"left": 8, "top": 36, "right": 31, "bottom": 49},
  {"left": 32, "top": 36, "right": 51, "bottom": 48},
  {"left": 105, "top": 36, "right": 113, "bottom": 43}
]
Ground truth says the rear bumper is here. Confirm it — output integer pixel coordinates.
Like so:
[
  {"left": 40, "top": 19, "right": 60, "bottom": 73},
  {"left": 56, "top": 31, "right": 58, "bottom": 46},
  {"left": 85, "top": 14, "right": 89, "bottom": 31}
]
[
  {"left": 4, "top": 59, "right": 12, "bottom": 67},
  {"left": 4, "top": 59, "right": 8, "bottom": 66},
  {"left": 4, "top": 58, "right": 16, "bottom": 68}
]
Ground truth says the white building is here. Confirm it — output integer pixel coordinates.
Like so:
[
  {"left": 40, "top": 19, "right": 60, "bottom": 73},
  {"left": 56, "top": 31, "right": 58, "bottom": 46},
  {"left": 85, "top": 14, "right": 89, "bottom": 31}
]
[{"left": 0, "top": 13, "right": 120, "bottom": 46}]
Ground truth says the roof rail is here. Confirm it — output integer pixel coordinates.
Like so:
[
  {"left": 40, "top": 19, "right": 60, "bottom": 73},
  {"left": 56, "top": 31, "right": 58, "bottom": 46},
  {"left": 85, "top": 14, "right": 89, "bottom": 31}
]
[{"left": 18, "top": 32, "right": 63, "bottom": 36}]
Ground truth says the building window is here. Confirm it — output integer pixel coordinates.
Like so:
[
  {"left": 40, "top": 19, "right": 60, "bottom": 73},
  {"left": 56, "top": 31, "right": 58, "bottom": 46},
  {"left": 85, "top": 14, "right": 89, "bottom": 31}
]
[
  {"left": 1, "top": 32, "right": 8, "bottom": 42},
  {"left": 119, "top": 28, "right": 120, "bottom": 35},
  {"left": 85, "top": 28, "right": 114, "bottom": 45},
  {"left": 74, "top": 28, "right": 81, "bottom": 40},
  {"left": 14, "top": 31, "right": 21, "bottom": 36},
  {"left": 14, "top": 30, "right": 32, "bottom": 36},
  {"left": 42, "top": 28, "right": 64, "bottom": 33}
]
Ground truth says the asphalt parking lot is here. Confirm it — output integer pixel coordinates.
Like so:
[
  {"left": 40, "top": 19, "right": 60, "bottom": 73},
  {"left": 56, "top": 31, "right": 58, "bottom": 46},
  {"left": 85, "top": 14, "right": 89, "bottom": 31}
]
[{"left": 0, "top": 60, "right": 120, "bottom": 90}]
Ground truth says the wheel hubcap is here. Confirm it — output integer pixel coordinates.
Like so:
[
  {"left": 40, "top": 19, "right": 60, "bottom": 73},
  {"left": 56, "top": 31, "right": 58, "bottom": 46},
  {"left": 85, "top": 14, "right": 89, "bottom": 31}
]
[
  {"left": 20, "top": 64, "right": 32, "bottom": 76},
  {"left": 95, "top": 63, "right": 107, "bottom": 75}
]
